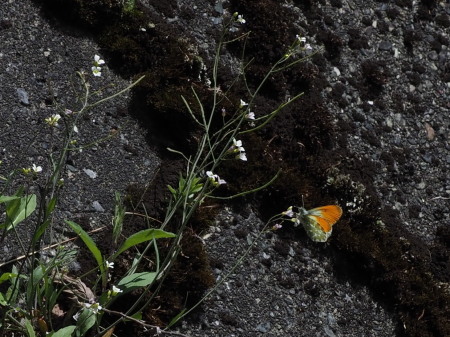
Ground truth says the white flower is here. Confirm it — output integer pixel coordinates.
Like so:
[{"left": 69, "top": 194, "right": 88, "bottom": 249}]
[
  {"left": 229, "top": 138, "right": 247, "bottom": 161},
  {"left": 206, "top": 171, "right": 226, "bottom": 186},
  {"left": 94, "top": 55, "right": 105, "bottom": 66},
  {"left": 272, "top": 223, "right": 282, "bottom": 230},
  {"left": 84, "top": 302, "right": 102, "bottom": 314},
  {"left": 238, "top": 152, "right": 247, "bottom": 161},
  {"left": 239, "top": 99, "right": 248, "bottom": 108},
  {"left": 45, "top": 114, "right": 61, "bottom": 127},
  {"left": 282, "top": 206, "right": 295, "bottom": 218},
  {"left": 92, "top": 66, "right": 102, "bottom": 77},
  {"left": 246, "top": 112, "right": 255, "bottom": 120},
  {"left": 112, "top": 285, "right": 122, "bottom": 294},
  {"left": 32, "top": 164, "right": 42, "bottom": 173},
  {"left": 73, "top": 125, "right": 78, "bottom": 133},
  {"left": 296, "top": 35, "right": 306, "bottom": 43},
  {"left": 304, "top": 43, "right": 312, "bottom": 50},
  {"left": 105, "top": 260, "right": 114, "bottom": 269},
  {"left": 232, "top": 138, "right": 245, "bottom": 153},
  {"left": 109, "top": 285, "right": 123, "bottom": 297},
  {"left": 73, "top": 311, "right": 80, "bottom": 321},
  {"left": 236, "top": 15, "right": 246, "bottom": 24}
]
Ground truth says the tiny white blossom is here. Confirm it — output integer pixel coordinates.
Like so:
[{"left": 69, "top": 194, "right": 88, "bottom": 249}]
[
  {"left": 232, "top": 138, "right": 245, "bottom": 153},
  {"left": 239, "top": 99, "right": 248, "bottom": 108},
  {"left": 236, "top": 15, "right": 246, "bottom": 24},
  {"left": 296, "top": 35, "right": 306, "bottom": 43},
  {"left": 108, "top": 285, "right": 123, "bottom": 297},
  {"left": 73, "top": 125, "right": 79, "bottom": 133},
  {"left": 282, "top": 206, "right": 295, "bottom": 218},
  {"left": 92, "top": 66, "right": 102, "bottom": 77},
  {"left": 206, "top": 171, "right": 226, "bottom": 186},
  {"left": 73, "top": 311, "right": 80, "bottom": 321},
  {"left": 246, "top": 112, "right": 255, "bottom": 120},
  {"left": 272, "top": 223, "right": 282, "bottom": 230},
  {"left": 238, "top": 152, "right": 247, "bottom": 161},
  {"left": 84, "top": 302, "right": 102, "bottom": 314},
  {"left": 304, "top": 43, "right": 312, "bottom": 50},
  {"left": 45, "top": 114, "right": 61, "bottom": 127},
  {"left": 112, "top": 285, "right": 122, "bottom": 294},
  {"left": 32, "top": 164, "right": 42, "bottom": 173},
  {"left": 105, "top": 260, "right": 114, "bottom": 269},
  {"left": 94, "top": 55, "right": 105, "bottom": 66}
]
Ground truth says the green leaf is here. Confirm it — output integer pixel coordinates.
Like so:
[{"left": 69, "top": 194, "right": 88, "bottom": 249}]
[
  {"left": 117, "top": 272, "right": 157, "bottom": 293},
  {"left": 167, "top": 184, "right": 177, "bottom": 197},
  {"left": 46, "top": 196, "right": 57, "bottom": 215},
  {"left": 0, "top": 292, "right": 6, "bottom": 305},
  {"left": 0, "top": 195, "right": 20, "bottom": 203},
  {"left": 0, "top": 272, "right": 16, "bottom": 284},
  {"left": 75, "top": 308, "right": 96, "bottom": 336},
  {"left": 130, "top": 312, "right": 142, "bottom": 320},
  {"left": 26, "top": 265, "right": 45, "bottom": 308},
  {"left": 24, "top": 318, "right": 36, "bottom": 337},
  {"left": 66, "top": 220, "right": 104, "bottom": 274},
  {"left": 51, "top": 325, "right": 76, "bottom": 337},
  {"left": 114, "top": 229, "right": 175, "bottom": 258},
  {"left": 3, "top": 194, "right": 36, "bottom": 230},
  {"left": 167, "top": 308, "right": 187, "bottom": 328}
]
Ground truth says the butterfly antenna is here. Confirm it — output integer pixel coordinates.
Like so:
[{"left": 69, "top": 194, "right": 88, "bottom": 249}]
[{"left": 301, "top": 195, "right": 305, "bottom": 208}]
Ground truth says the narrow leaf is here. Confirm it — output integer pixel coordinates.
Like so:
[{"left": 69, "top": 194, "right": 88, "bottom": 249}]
[
  {"left": 0, "top": 195, "right": 20, "bottom": 203},
  {"left": 75, "top": 308, "right": 96, "bottom": 336},
  {"left": 6, "top": 194, "right": 37, "bottom": 230},
  {"left": 117, "top": 272, "right": 156, "bottom": 293},
  {"left": 65, "top": 221, "right": 104, "bottom": 274},
  {"left": 24, "top": 318, "right": 36, "bottom": 337},
  {"left": 167, "top": 308, "right": 187, "bottom": 328},
  {"left": 52, "top": 326, "right": 76, "bottom": 337},
  {"left": 0, "top": 273, "right": 16, "bottom": 284},
  {"left": 114, "top": 229, "right": 175, "bottom": 258}
]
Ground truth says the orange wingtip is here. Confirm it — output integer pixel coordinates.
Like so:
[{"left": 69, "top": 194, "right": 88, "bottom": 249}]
[{"left": 307, "top": 205, "right": 343, "bottom": 233}]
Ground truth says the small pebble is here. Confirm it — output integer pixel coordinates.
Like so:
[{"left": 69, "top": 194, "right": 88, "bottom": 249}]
[{"left": 17, "top": 88, "right": 29, "bottom": 105}]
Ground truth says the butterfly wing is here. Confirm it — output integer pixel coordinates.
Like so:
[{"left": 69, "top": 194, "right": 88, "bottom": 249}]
[
  {"left": 307, "top": 205, "right": 343, "bottom": 232},
  {"left": 300, "top": 205, "right": 342, "bottom": 242}
]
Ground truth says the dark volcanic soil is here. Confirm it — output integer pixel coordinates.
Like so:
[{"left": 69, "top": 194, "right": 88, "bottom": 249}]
[{"left": 1, "top": 0, "right": 449, "bottom": 336}]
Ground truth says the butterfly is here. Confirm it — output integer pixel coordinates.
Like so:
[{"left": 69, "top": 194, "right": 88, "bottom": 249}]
[{"left": 297, "top": 205, "right": 343, "bottom": 242}]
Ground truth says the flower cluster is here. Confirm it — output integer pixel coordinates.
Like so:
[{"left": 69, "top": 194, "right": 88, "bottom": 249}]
[
  {"left": 206, "top": 171, "right": 226, "bottom": 186},
  {"left": 240, "top": 99, "right": 255, "bottom": 123},
  {"left": 83, "top": 302, "right": 102, "bottom": 314},
  {"left": 229, "top": 138, "right": 247, "bottom": 161},
  {"left": 92, "top": 55, "right": 105, "bottom": 77},
  {"left": 296, "top": 35, "right": 312, "bottom": 51},
  {"left": 282, "top": 206, "right": 300, "bottom": 225},
  {"left": 22, "top": 163, "right": 42, "bottom": 175},
  {"left": 44, "top": 114, "right": 61, "bottom": 127},
  {"left": 284, "top": 35, "right": 313, "bottom": 59}
]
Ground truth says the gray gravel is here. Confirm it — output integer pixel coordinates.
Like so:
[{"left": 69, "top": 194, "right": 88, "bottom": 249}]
[{"left": 0, "top": 0, "right": 159, "bottom": 261}]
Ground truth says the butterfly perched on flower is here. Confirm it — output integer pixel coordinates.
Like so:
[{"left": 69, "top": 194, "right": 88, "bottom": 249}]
[
  {"left": 282, "top": 204, "right": 343, "bottom": 242},
  {"left": 296, "top": 205, "right": 343, "bottom": 242}
]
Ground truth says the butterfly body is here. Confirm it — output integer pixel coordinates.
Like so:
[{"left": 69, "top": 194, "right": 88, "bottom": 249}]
[{"left": 298, "top": 205, "right": 343, "bottom": 242}]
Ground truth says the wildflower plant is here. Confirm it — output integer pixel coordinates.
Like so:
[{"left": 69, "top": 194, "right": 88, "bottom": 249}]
[{"left": 0, "top": 10, "right": 318, "bottom": 337}]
